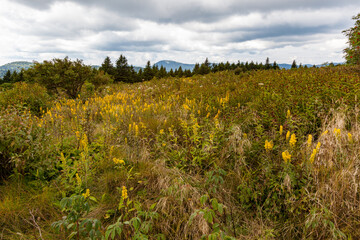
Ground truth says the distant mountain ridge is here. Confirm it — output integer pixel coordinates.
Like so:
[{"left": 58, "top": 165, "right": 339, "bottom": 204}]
[
  {"left": 154, "top": 60, "right": 195, "bottom": 71},
  {"left": 0, "top": 61, "right": 33, "bottom": 78}
]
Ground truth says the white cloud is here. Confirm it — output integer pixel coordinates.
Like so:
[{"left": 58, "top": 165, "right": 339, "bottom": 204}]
[{"left": 0, "top": 0, "right": 358, "bottom": 66}]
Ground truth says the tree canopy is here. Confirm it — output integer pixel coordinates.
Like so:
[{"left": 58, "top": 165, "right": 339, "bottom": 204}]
[{"left": 343, "top": 13, "right": 360, "bottom": 65}]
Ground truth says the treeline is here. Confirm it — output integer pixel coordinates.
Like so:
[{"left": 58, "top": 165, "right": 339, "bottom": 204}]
[
  {"left": 98, "top": 55, "right": 281, "bottom": 83},
  {"left": 0, "top": 55, "right": 282, "bottom": 98}
]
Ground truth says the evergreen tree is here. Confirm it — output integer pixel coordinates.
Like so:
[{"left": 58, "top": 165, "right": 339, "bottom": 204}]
[
  {"left": 273, "top": 61, "right": 279, "bottom": 70},
  {"left": 192, "top": 63, "right": 200, "bottom": 75},
  {"left": 3, "top": 70, "right": 11, "bottom": 83},
  {"left": 157, "top": 66, "right": 167, "bottom": 79},
  {"left": 143, "top": 61, "right": 154, "bottom": 81},
  {"left": 100, "top": 56, "right": 115, "bottom": 76},
  {"left": 10, "top": 71, "right": 18, "bottom": 83},
  {"left": 152, "top": 65, "right": 159, "bottom": 78},
  {"left": 291, "top": 60, "right": 297, "bottom": 69},
  {"left": 115, "top": 54, "right": 131, "bottom": 83},
  {"left": 265, "top": 57, "right": 271, "bottom": 70},
  {"left": 177, "top": 66, "right": 184, "bottom": 77}
]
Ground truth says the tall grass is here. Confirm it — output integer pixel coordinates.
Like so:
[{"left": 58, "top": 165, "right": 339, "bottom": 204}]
[{"left": 1, "top": 66, "right": 360, "bottom": 239}]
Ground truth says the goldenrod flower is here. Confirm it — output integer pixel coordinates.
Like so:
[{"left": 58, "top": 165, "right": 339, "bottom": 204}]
[
  {"left": 159, "top": 129, "right": 164, "bottom": 135},
  {"left": 348, "top": 133, "right": 353, "bottom": 143},
  {"left": 113, "top": 158, "right": 125, "bottom": 165},
  {"left": 289, "top": 134, "right": 297, "bottom": 148},
  {"left": 321, "top": 130, "right": 328, "bottom": 136},
  {"left": 279, "top": 125, "right": 283, "bottom": 136},
  {"left": 82, "top": 189, "right": 90, "bottom": 198},
  {"left": 286, "top": 131, "right": 290, "bottom": 141},
  {"left": 334, "top": 128, "right": 341, "bottom": 139},
  {"left": 307, "top": 135, "right": 312, "bottom": 148},
  {"left": 282, "top": 151, "right": 291, "bottom": 163},
  {"left": 264, "top": 140, "right": 273, "bottom": 152},
  {"left": 243, "top": 133, "right": 247, "bottom": 139},
  {"left": 76, "top": 173, "right": 82, "bottom": 185},
  {"left": 286, "top": 110, "right": 291, "bottom": 119},
  {"left": 316, "top": 142, "right": 321, "bottom": 152},
  {"left": 309, "top": 148, "right": 317, "bottom": 164},
  {"left": 121, "top": 186, "right": 128, "bottom": 200}
]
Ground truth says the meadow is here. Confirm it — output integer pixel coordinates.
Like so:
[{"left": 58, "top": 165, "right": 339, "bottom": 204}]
[{"left": 1, "top": 66, "right": 360, "bottom": 239}]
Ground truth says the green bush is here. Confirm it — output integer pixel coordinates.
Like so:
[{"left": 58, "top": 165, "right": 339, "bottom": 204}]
[{"left": 0, "top": 82, "right": 52, "bottom": 115}]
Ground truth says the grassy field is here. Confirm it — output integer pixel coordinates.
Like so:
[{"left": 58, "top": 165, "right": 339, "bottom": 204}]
[{"left": 1, "top": 66, "right": 360, "bottom": 239}]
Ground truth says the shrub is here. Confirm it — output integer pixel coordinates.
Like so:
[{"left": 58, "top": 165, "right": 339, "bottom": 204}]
[{"left": 0, "top": 82, "right": 51, "bottom": 116}]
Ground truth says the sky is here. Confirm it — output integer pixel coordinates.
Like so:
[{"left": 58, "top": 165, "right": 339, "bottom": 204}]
[{"left": 0, "top": 0, "right": 359, "bottom": 67}]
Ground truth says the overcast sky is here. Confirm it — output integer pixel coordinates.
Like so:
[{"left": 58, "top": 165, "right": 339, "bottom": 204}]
[{"left": 0, "top": 0, "right": 359, "bottom": 66}]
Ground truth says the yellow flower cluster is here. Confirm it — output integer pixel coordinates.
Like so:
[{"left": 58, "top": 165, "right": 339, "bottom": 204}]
[
  {"left": 113, "top": 158, "right": 125, "bottom": 165},
  {"left": 334, "top": 128, "right": 341, "bottom": 139},
  {"left": 348, "top": 133, "right": 353, "bottom": 143},
  {"left": 76, "top": 173, "right": 82, "bottom": 186},
  {"left": 286, "top": 109, "right": 291, "bottom": 119},
  {"left": 286, "top": 131, "right": 290, "bottom": 141},
  {"left": 307, "top": 134, "right": 312, "bottom": 148},
  {"left": 264, "top": 140, "right": 273, "bottom": 152},
  {"left": 279, "top": 125, "right": 283, "bottom": 136},
  {"left": 321, "top": 130, "right": 328, "bottom": 137},
  {"left": 82, "top": 188, "right": 90, "bottom": 198},
  {"left": 121, "top": 186, "right": 128, "bottom": 200},
  {"left": 309, "top": 142, "right": 321, "bottom": 164},
  {"left": 282, "top": 151, "right": 291, "bottom": 163},
  {"left": 289, "top": 133, "right": 297, "bottom": 148}
]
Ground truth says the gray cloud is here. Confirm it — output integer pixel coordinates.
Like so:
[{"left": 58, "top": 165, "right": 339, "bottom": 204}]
[
  {"left": 0, "top": 0, "right": 358, "bottom": 66},
  {"left": 11, "top": 0, "right": 360, "bottom": 24}
]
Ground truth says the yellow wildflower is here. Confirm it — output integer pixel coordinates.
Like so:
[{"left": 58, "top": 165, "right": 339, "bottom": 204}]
[
  {"left": 76, "top": 173, "right": 82, "bottom": 185},
  {"left": 279, "top": 125, "right": 283, "bottom": 136},
  {"left": 159, "top": 129, "right": 164, "bottom": 134},
  {"left": 309, "top": 148, "right": 317, "bottom": 164},
  {"left": 307, "top": 134, "right": 312, "bottom": 148},
  {"left": 334, "top": 128, "right": 341, "bottom": 139},
  {"left": 121, "top": 186, "right": 128, "bottom": 200},
  {"left": 289, "top": 134, "right": 297, "bottom": 148},
  {"left": 264, "top": 140, "right": 274, "bottom": 152},
  {"left": 348, "top": 133, "right": 353, "bottom": 143},
  {"left": 113, "top": 158, "right": 125, "bottom": 165},
  {"left": 286, "top": 131, "right": 290, "bottom": 141},
  {"left": 282, "top": 151, "right": 291, "bottom": 164},
  {"left": 286, "top": 109, "right": 291, "bottom": 119},
  {"left": 321, "top": 130, "right": 328, "bottom": 136},
  {"left": 243, "top": 133, "right": 247, "bottom": 139},
  {"left": 82, "top": 189, "right": 90, "bottom": 198},
  {"left": 316, "top": 142, "right": 321, "bottom": 152}
]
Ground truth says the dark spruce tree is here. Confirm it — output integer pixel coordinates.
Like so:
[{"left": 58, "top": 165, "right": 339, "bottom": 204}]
[
  {"left": 143, "top": 61, "right": 154, "bottom": 81},
  {"left": 265, "top": 57, "right": 271, "bottom": 70},
  {"left": 115, "top": 54, "right": 131, "bottom": 83},
  {"left": 291, "top": 60, "right": 298, "bottom": 69},
  {"left": 3, "top": 70, "right": 12, "bottom": 83},
  {"left": 100, "top": 56, "right": 115, "bottom": 76}
]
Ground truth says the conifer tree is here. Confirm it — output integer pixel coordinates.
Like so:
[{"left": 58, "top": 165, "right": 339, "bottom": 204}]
[
  {"left": 115, "top": 54, "right": 131, "bottom": 82},
  {"left": 3, "top": 70, "right": 11, "bottom": 83},
  {"left": 100, "top": 56, "right": 115, "bottom": 76},
  {"left": 143, "top": 61, "right": 154, "bottom": 81},
  {"left": 291, "top": 60, "right": 297, "bottom": 69}
]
